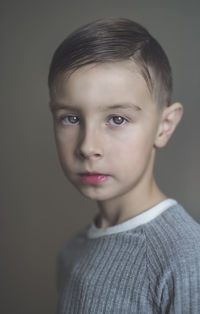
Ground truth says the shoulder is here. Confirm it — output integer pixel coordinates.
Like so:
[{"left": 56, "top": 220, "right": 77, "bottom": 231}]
[
  {"left": 58, "top": 225, "right": 90, "bottom": 260},
  {"left": 143, "top": 203, "right": 200, "bottom": 267},
  {"left": 56, "top": 225, "right": 89, "bottom": 291},
  {"left": 143, "top": 203, "right": 200, "bottom": 311},
  {"left": 143, "top": 204, "right": 200, "bottom": 306},
  {"left": 144, "top": 203, "right": 200, "bottom": 258}
]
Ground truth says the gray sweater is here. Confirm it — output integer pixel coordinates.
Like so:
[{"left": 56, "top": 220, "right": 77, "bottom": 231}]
[{"left": 57, "top": 200, "right": 200, "bottom": 313}]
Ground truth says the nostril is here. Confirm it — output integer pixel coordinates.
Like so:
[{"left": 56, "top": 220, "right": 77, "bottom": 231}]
[
  {"left": 78, "top": 149, "right": 102, "bottom": 159},
  {"left": 77, "top": 141, "right": 103, "bottom": 159}
]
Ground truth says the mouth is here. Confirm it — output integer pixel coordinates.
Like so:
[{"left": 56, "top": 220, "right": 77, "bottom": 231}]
[{"left": 78, "top": 172, "right": 109, "bottom": 184}]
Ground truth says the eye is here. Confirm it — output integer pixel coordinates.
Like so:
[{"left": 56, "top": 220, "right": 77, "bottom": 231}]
[
  {"left": 108, "top": 115, "right": 128, "bottom": 126},
  {"left": 61, "top": 115, "right": 80, "bottom": 125}
]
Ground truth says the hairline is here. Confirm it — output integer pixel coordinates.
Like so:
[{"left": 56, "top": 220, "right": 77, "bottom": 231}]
[{"left": 49, "top": 58, "right": 164, "bottom": 110}]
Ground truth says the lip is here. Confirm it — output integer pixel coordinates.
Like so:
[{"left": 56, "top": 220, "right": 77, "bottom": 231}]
[{"left": 78, "top": 172, "right": 109, "bottom": 184}]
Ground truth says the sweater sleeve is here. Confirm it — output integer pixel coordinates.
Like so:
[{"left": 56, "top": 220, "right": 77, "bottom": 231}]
[
  {"left": 158, "top": 249, "right": 200, "bottom": 313},
  {"left": 144, "top": 205, "right": 200, "bottom": 313}
]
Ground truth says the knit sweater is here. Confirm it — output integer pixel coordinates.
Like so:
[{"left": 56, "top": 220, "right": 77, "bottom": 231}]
[{"left": 57, "top": 200, "right": 200, "bottom": 313}]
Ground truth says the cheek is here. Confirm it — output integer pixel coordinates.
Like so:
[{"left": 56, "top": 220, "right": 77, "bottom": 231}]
[
  {"left": 113, "top": 134, "right": 154, "bottom": 167},
  {"left": 55, "top": 133, "right": 74, "bottom": 165}
]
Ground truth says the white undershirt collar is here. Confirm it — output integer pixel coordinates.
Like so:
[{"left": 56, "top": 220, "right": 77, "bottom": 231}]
[{"left": 87, "top": 198, "right": 177, "bottom": 239}]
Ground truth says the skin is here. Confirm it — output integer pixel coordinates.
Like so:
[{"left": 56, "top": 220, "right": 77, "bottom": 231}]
[{"left": 49, "top": 61, "right": 183, "bottom": 229}]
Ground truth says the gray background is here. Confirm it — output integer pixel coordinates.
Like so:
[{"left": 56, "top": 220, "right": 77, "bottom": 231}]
[{"left": 1, "top": 0, "right": 200, "bottom": 313}]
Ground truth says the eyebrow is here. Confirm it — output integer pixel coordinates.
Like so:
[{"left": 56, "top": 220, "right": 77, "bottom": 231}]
[{"left": 50, "top": 102, "right": 141, "bottom": 113}]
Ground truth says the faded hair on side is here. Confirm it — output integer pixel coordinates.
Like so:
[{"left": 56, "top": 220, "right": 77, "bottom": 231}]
[{"left": 48, "top": 18, "right": 172, "bottom": 107}]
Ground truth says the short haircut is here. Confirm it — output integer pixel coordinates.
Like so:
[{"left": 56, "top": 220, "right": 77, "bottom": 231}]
[{"left": 48, "top": 18, "right": 172, "bottom": 107}]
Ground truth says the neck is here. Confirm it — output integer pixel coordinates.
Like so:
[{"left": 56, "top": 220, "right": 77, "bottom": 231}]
[{"left": 96, "top": 179, "right": 166, "bottom": 229}]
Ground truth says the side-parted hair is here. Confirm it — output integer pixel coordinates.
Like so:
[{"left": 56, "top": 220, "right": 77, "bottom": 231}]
[{"left": 48, "top": 18, "right": 172, "bottom": 108}]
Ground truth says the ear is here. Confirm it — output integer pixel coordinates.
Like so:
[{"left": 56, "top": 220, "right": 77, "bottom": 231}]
[{"left": 154, "top": 102, "right": 183, "bottom": 148}]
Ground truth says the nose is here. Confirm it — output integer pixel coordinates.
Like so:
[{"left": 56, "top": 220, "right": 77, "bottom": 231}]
[{"left": 76, "top": 126, "right": 103, "bottom": 160}]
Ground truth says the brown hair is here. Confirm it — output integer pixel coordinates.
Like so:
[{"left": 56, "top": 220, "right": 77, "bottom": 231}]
[{"left": 48, "top": 18, "right": 172, "bottom": 107}]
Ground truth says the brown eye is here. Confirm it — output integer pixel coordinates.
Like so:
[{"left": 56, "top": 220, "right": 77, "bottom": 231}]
[
  {"left": 62, "top": 115, "right": 80, "bottom": 125},
  {"left": 109, "top": 115, "right": 127, "bottom": 126}
]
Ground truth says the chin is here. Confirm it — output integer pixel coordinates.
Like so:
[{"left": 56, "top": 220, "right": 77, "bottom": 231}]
[{"left": 74, "top": 186, "right": 109, "bottom": 201}]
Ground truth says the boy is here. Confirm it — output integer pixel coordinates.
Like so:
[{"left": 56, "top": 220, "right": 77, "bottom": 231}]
[{"left": 48, "top": 18, "right": 200, "bottom": 313}]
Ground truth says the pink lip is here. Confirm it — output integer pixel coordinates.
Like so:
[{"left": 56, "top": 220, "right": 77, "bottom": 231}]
[{"left": 79, "top": 173, "right": 109, "bottom": 184}]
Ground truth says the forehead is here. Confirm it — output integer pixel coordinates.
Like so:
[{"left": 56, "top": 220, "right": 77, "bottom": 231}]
[{"left": 50, "top": 61, "right": 154, "bottom": 111}]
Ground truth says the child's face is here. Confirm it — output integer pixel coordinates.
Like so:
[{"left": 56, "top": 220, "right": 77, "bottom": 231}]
[{"left": 50, "top": 61, "right": 163, "bottom": 202}]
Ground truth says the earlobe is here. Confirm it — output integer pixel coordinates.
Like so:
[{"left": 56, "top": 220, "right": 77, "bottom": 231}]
[{"left": 154, "top": 102, "right": 183, "bottom": 148}]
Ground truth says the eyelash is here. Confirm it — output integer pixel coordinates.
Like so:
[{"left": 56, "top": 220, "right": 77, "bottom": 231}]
[{"left": 59, "top": 114, "right": 129, "bottom": 127}]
